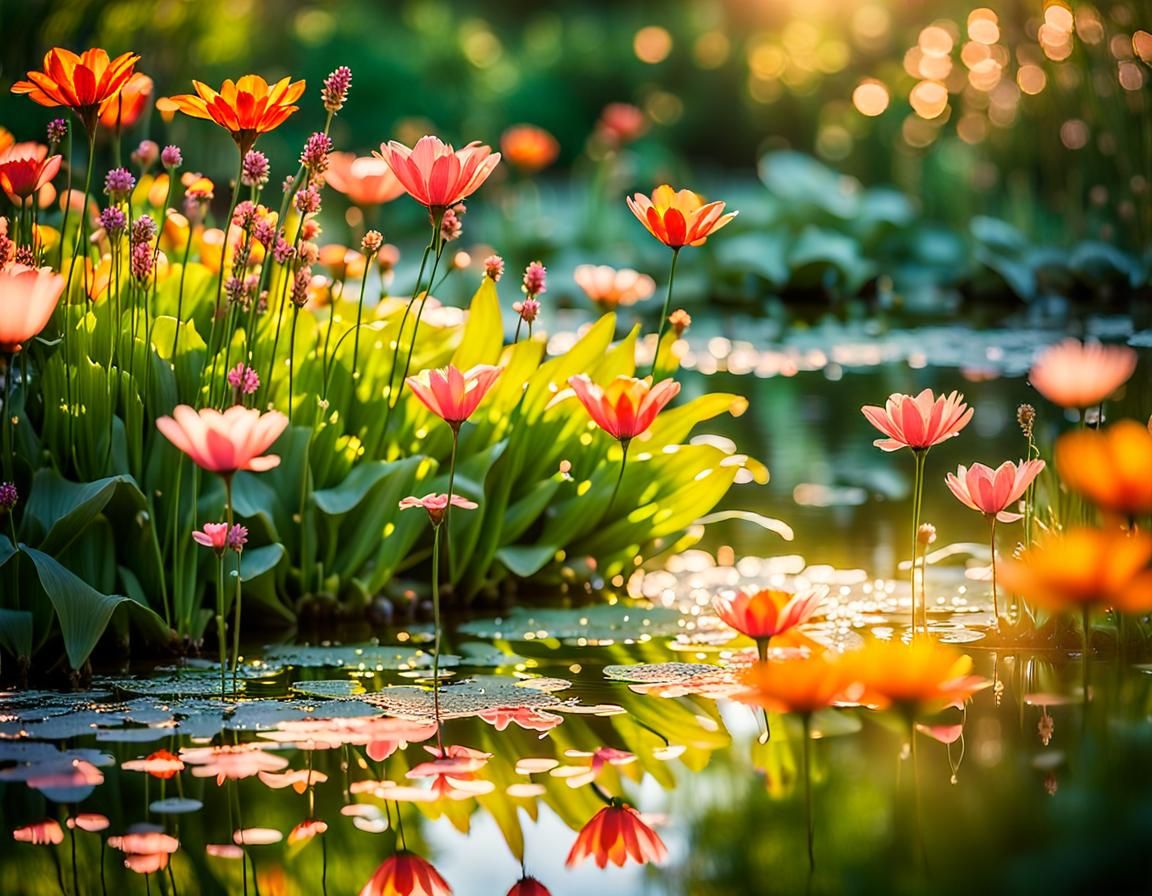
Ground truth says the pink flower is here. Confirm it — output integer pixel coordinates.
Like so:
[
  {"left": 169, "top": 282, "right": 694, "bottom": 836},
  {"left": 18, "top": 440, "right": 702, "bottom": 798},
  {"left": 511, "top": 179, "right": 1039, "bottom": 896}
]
[
  {"left": 567, "top": 375, "right": 680, "bottom": 443},
  {"left": 399, "top": 493, "right": 478, "bottom": 527},
  {"left": 573, "top": 264, "right": 656, "bottom": 310},
  {"left": 861, "top": 389, "right": 974, "bottom": 452},
  {"left": 406, "top": 364, "right": 502, "bottom": 428},
  {"left": 12, "top": 820, "right": 63, "bottom": 845},
  {"left": 193, "top": 522, "right": 229, "bottom": 552},
  {"left": 945, "top": 460, "right": 1046, "bottom": 522},
  {"left": 156, "top": 405, "right": 288, "bottom": 475},
  {"left": 712, "top": 588, "right": 823, "bottom": 641},
  {"left": 1029, "top": 338, "right": 1138, "bottom": 409},
  {"left": 0, "top": 144, "right": 62, "bottom": 206},
  {"left": 67, "top": 814, "right": 110, "bottom": 833},
  {"left": 0, "top": 263, "right": 66, "bottom": 353},
  {"left": 375, "top": 136, "right": 500, "bottom": 211},
  {"left": 325, "top": 152, "right": 406, "bottom": 206}
]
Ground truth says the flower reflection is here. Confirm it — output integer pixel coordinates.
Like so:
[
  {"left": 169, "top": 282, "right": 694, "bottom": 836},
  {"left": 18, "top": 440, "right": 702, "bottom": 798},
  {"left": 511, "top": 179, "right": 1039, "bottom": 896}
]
[
  {"left": 551, "top": 747, "right": 636, "bottom": 788},
  {"left": 506, "top": 877, "right": 552, "bottom": 896},
  {"left": 121, "top": 749, "right": 185, "bottom": 778},
  {"left": 288, "top": 819, "right": 328, "bottom": 845},
  {"left": 180, "top": 744, "right": 290, "bottom": 783},
  {"left": 360, "top": 851, "right": 453, "bottom": 896},
  {"left": 566, "top": 803, "right": 667, "bottom": 869},
  {"left": 407, "top": 745, "right": 494, "bottom": 800},
  {"left": 12, "top": 819, "right": 63, "bottom": 845},
  {"left": 713, "top": 587, "right": 823, "bottom": 661},
  {"left": 66, "top": 814, "right": 110, "bottom": 833},
  {"left": 258, "top": 769, "right": 329, "bottom": 792},
  {"left": 477, "top": 706, "right": 564, "bottom": 732}
]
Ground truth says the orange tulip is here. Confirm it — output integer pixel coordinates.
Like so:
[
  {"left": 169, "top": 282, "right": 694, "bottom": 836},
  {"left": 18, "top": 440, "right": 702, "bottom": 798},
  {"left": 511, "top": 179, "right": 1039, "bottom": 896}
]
[
  {"left": 0, "top": 264, "right": 66, "bottom": 353},
  {"left": 1055, "top": 421, "right": 1152, "bottom": 517},
  {"left": 714, "top": 588, "right": 823, "bottom": 660},
  {"left": 12, "top": 47, "right": 140, "bottom": 132},
  {"left": 155, "top": 405, "right": 288, "bottom": 475},
  {"left": 847, "top": 639, "right": 989, "bottom": 717},
  {"left": 736, "top": 653, "right": 856, "bottom": 715},
  {"left": 1029, "top": 338, "right": 1137, "bottom": 409},
  {"left": 573, "top": 264, "right": 656, "bottom": 311},
  {"left": 500, "top": 124, "right": 560, "bottom": 172},
  {"left": 567, "top": 374, "right": 680, "bottom": 443},
  {"left": 359, "top": 852, "right": 452, "bottom": 896},
  {"left": 325, "top": 152, "right": 406, "bottom": 206},
  {"left": 998, "top": 528, "right": 1152, "bottom": 614},
  {"left": 565, "top": 803, "right": 667, "bottom": 869},
  {"left": 97, "top": 72, "right": 153, "bottom": 131},
  {"left": 627, "top": 184, "right": 736, "bottom": 249},
  {"left": 168, "top": 75, "right": 306, "bottom": 154}
]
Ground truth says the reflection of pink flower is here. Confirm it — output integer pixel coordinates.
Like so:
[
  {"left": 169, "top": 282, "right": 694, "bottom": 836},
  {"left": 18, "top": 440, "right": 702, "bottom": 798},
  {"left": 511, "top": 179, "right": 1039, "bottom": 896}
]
[
  {"left": 124, "top": 853, "right": 170, "bottom": 874},
  {"left": 407, "top": 745, "right": 495, "bottom": 800},
  {"left": 13, "top": 819, "right": 63, "bottom": 845},
  {"left": 1029, "top": 339, "right": 1138, "bottom": 409},
  {"left": 915, "top": 722, "right": 965, "bottom": 744},
  {"left": 477, "top": 706, "right": 563, "bottom": 732},
  {"left": 206, "top": 843, "right": 244, "bottom": 859},
  {"left": 360, "top": 851, "right": 453, "bottom": 896},
  {"left": 180, "top": 744, "right": 289, "bottom": 784},
  {"left": 551, "top": 747, "right": 635, "bottom": 789},
  {"left": 122, "top": 750, "right": 184, "bottom": 779},
  {"left": 566, "top": 804, "right": 667, "bottom": 869},
  {"left": 945, "top": 460, "right": 1046, "bottom": 523},
  {"left": 67, "top": 814, "right": 110, "bottom": 833},
  {"left": 862, "top": 389, "right": 974, "bottom": 452},
  {"left": 26, "top": 759, "right": 104, "bottom": 792},
  {"left": 288, "top": 819, "right": 328, "bottom": 845},
  {"left": 258, "top": 769, "right": 328, "bottom": 793},
  {"left": 258, "top": 716, "right": 438, "bottom": 757}
]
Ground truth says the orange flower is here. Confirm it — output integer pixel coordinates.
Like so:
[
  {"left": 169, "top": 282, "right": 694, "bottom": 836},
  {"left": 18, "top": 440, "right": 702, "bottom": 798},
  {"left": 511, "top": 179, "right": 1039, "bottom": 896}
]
[
  {"left": 998, "top": 528, "right": 1152, "bottom": 613},
  {"left": 847, "top": 639, "right": 989, "bottom": 717},
  {"left": 121, "top": 749, "right": 184, "bottom": 779},
  {"left": 1054, "top": 421, "right": 1152, "bottom": 517},
  {"left": 325, "top": 153, "right": 406, "bottom": 206},
  {"left": 567, "top": 374, "right": 680, "bottom": 443},
  {"left": 97, "top": 72, "right": 153, "bottom": 130},
  {"left": 500, "top": 124, "right": 560, "bottom": 172},
  {"left": 360, "top": 852, "right": 453, "bottom": 896},
  {"left": 376, "top": 136, "right": 501, "bottom": 211},
  {"left": 1029, "top": 338, "right": 1137, "bottom": 409},
  {"left": 735, "top": 653, "right": 856, "bottom": 715},
  {"left": 0, "top": 264, "right": 66, "bottom": 353},
  {"left": 406, "top": 364, "right": 503, "bottom": 429},
  {"left": 573, "top": 264, "right": 656, "bottom": 311},
  {"left": 713, "top": 588, "right": 823, "bottom": 658},
  {"left": 565, "top": 803, "right": 667, "bottom": 869},
  {"left": 167, "top": 75, "right": 306, "bottom": 154},
  {"left": 626, "top": 184, "right": 736, "bottom": 249},
  {"left": 12, "top": 47, "right": 140, "bottom": 132},
  {"left": 155, "top": 405, "right": 288, "bottom": 475}
]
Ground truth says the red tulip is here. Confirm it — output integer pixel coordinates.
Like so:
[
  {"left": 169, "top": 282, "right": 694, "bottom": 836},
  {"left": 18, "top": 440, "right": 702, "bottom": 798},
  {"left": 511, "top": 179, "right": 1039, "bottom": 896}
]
[{"left": 568, "top": 374, "right": 680, "bottom": 442}]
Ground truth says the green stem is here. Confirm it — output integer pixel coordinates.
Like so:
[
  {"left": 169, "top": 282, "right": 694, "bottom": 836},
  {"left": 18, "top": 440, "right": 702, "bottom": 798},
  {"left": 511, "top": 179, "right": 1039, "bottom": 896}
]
[
  {"left": 647, "top": 247, "right": 680, "bottom": 378},
  {"left": 287, "top": 307, "right": 300, "bottom": 421},
  {"left": 989, "top": 518, "right": 1000, "bottom": 630},
  {"left": 224, "top": 475, "right": 238, "bottom": 683},
  {"left": 215, "top": 553, "right": 227, "bottom": 697},
  {"left": 802, "top": 713, "right": 815, "bottom": 873},
  {"left": 431, "top": 523, "right": 444, "bottom": 753},
  {"left": 443, "top": 426, "right": 460, "bottom": 583},
  {"left": 231, "top": 549, "right": 242, "bottom": 691},
  {"left": 606, "top": 438, "right": 630, "bottom": 516},
  {"left": 3, "top": 353, "right": 14, "bottom": 481},
  {"left": 381, "top": 238, "right": 435, "bottom": 437},
  {"left": 910, "top": 449, "right": 927, "bottom": 638},
  {"left": 171, "top": 226, "right": 195, "bottom": 366},
  {"left": 393, "top": 227, "right": 446, "bottom": 414},
  {"left": 350, "top": 255, "right": 373, "bottom": 384},
  {"left": 205, "top": 152, "right": 246, "bottom": 403}
]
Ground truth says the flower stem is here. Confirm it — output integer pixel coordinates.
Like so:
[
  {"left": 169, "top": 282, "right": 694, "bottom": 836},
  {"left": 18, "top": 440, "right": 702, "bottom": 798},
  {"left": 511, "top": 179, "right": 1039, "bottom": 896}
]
[
  {"left": 606, "top": 438, "right": 631, "bottom": 516},
  {"left": 350, "top": 253, "right": 373, "bottom": 385},
  {"left": 802, "top": 713, "right": 815, "bottom": 873},
  {"left": 382, "top": 233, "right": 435, "bottom": 436},
  {"left": 431, "top": 523, "right": 444, "bottom": 753},
  {"left": 910, "top": 450, "right": 927, "bottom": 638},
  {"left": 393, "top": 224, "right": 446, "bottom": 413},
  {"left": 647, "top": 247, "right": 680, "bottom": 378},
  {"left": 215, "top": 553, "right": 227, "bottom": 697},
  {"left": 443, "top": 426, "right": 460, "bottom": 583},
  {"left": 989, "top": 518, "right": 1000, "bottom": 630}
]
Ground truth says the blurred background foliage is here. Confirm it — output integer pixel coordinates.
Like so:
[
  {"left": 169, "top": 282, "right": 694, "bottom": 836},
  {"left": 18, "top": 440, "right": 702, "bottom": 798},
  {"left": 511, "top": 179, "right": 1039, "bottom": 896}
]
[{"left": 0, "top": 0, "right": 1149, "bottom": 313}]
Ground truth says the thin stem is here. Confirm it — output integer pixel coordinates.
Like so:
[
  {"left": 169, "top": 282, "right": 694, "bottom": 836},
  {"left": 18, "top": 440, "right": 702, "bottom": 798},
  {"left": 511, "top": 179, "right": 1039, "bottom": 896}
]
[
  {"left": 513, "top": 315, "right": 523, "bottom": 344},
  {"left": 215, "top": 553, "right": 227, "bottom": 697},
  {"left": 443, "top": 427, "right": 460, "bottom": 581},
  {"left": 205, "top": 152, "right": 246, "bottom": 401},
  {"left": 431, "top": 523, "right": 444, "bottom": 753},
  {"left": 606, "top": 438, "right": 631, "bottom": 516},
  {"left": 802, "top": 713, "right": 815, "bottom": 873},
  {"left": 1082, "top": 605, "right": 1091, "bottom": 721},
  {"left": 231, "top": 549, "right": 242, "bottom": 691},
  {"left": 910, "top": 450, "right": 927, "bottom": 638},
  {"left": 394, "top": 230, "right": 446, "bottom": 412},
  {"left": 381, "top": 237, "right": 435, "bottom": 435},
  {"left": 171, "top": 225, "right": 195, "bottom": 364},
  {"left": 350, "top": 254, "right": 373, "bottom": 384},
  {"left": 3, "top": 353, "right": 14, "bottom": 481},
  {"left": 647, "top": 247, "right": 680, "bottom": 378},
  {"left": 989, "top": 518, "right": 1000, "bottom": 630},
  {"left": 288, "top": 306, "right": 300, "bottom": 421}
]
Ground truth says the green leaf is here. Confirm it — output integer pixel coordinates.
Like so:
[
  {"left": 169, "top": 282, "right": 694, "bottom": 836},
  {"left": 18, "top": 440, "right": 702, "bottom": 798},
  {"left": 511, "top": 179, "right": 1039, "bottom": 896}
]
[
  {"left": 451, "top": 277, "right": 503, "bottom": 369},
  {"left": 24, "top": 469, "right": 142, "bottom": 555},
  {"left": 312, "top": 462, "right": 394, "bottom": 516},
  {"left": 240, "top": 544, "right": 285, "bottom": 582},
  {"left": 0, "top": 609, "right": 33, "bottom": 660},
  {"left": 496, "top": 545, "right": 557, "bottom": 577}
]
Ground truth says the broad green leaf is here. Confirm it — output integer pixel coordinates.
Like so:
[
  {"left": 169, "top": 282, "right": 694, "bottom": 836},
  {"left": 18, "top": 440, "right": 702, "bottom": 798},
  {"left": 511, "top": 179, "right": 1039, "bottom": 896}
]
[
  {"left": 24, "top": 469, "right": 142, "bottom": 555},
  {"left": 451, "top": 278, "right": 503, "bottom": 369}
]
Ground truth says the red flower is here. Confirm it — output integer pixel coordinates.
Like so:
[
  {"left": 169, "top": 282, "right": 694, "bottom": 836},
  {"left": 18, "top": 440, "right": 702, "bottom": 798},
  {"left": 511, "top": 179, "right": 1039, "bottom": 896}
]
[
  {"left": 360, "top": 852, "right": 453, "bottom": 896},
  {"left": 565, "top": 803, "right": 667, "bottom": 869},
  {"left": 375, "top": 136, "right": 500, "bottom": 211},
  {"left": 567, "top": 374, "right": 680, "bottom": 442},
  {"left": 97, "top": 72, "right": 153, "bottom": 130},
  {"left": 506, "top": 878, "right": 552, "bottom": 896},
  {"left": 0, "top": 144, "right": 62, "bottom": 206},
  {"left": 167, "top": 75, "right": 305, "bottom": 155},
  {"left": 626, "top": 185, "right": 736, "bottom": 249},
  {"left": 713, "top": 588, "right": 822, "bottom": 641},
  {"left": 12, "top": 47, "right": 140, "bottom": 132},
  {"left": 406, "top": 364, "right": 502, "bottom": 428}
]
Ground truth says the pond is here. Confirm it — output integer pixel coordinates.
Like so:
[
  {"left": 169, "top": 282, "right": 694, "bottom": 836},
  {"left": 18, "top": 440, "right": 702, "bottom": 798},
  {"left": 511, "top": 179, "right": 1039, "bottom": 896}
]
[{"left": 2, "top": 319, "right": 1149, "bottom": 896}]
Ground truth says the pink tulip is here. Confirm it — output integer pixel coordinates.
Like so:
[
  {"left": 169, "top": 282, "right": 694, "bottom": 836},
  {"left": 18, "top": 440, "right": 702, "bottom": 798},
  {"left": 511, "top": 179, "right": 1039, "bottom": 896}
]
[
  {"left": 0, "top": 264, "right": 66, "bottom": 353},
  {"left": 568, "top": 374, "right": 680, "bottom": 443},
  {"left": 861, "top": 389, "right": 974, "bottom": 452},
  {"left": 155, "top": 405, "right": 288, "bottom": 475},
  {"left": 324, "top": 152, "right": 406, "bottom": 206},
  {"left": 192, "top": 522, "right": 230, "bottom": 552},
  {"left": 375, "top": 136, "right": 500, "bottom": 211},
  {"left": 945, "top": 460, "right": 1046, "bottom": 522},
  {"left": 406, "top": 364, "right": 502, "bottom": 428},
  {"left": 399, "top": 493, "right": 478, "bottom": 527}
]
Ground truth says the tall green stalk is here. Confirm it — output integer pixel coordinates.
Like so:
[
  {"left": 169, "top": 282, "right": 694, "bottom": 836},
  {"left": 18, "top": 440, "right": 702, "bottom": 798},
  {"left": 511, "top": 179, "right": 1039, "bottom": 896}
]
[
  {"left": 647, "top": 248, "right": 680, "bottom": 378},
  {"left": 909, "top": 449, "right": 927, "bottom": 638}
]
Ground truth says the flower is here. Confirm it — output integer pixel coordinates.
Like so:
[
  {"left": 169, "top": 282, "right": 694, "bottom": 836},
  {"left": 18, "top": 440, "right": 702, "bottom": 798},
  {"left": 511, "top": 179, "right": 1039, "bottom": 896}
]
[
  {"left": 227, "top": 363, "right": 260, "bottom": 396},
  {"left": 597, "top": 103, "right": 647, "bottom": 145},
  {"left": 917, "top": 523, "right": 937, "bottom": 546},
  {"left": 0, "top": 482, "right": 18, "bottom": 513},
  {"left": 1029, "top": 339, "right": 1138, "bottom": 409},
  {"left": 439, "top": 204, "right": 464, "bottom": 242},
  {"left": 483, "top": 255, "right": 504, "bottom": 282},
  {"left": 155, "top": 405, "right": 288, "bottom": 475},
  {"left": 121, "top": 750, "right": 184, "bottom": 779},
  {"left": 0, "top": 264, "right": 66, "bottom": 353},
  {"left": 1017, "top": 403, "right": 1036, "bottom": 438},
  {"left": 131, "top": 140, "right": 159, "bottom": 170},
  {"left": 735, "top": 653, "right": 856, "bottom": 715},
  {"left": 360, "top": 852, "right": 452, "bottom": 896},
  {"left": 573, "top": 264, "right": 655, "bottom": 310},
  {"left": 521, "top": 260, "right": 547, "bottom": 298},
  {"left": 713, "top": 588, "right": 823, "bottom": 643},
  {"left": 321, "top": 66, "right": 352, "bottom": 114},
  {"left": 324, "top": 153, "right": 405, "bottom": 206},
  {"left": 287, "top": 819, "right": 328, "bottom": 844},
  {"left": 500, "top": 125, "right": 560, "bottom": 172},
  {"left": 97, "top": 72, "right": 153, "bottom": 130},
  {"left": 514, "top": 298, "right": 540, "bottom": 324},
  {"left": 193, "top": 523, "right": 230, "bottom": 553},
  {"left": 12, "top": 47, "right": 140, "bottom": 131},
  {"left": 567, "top": 375, "right": 680, "bottom": 442},
  {"left": 669, "top": 309, "right": 691, "bottom": 337},
  {"left": 627, "top": 185, "right": 736, "bottom": 249},
  {"left": 0, "top": 146, "right": 62, "bottom": 206},
  {"left": 13, "top": 820, "right": 64, "bottom": 845},
  {"left": 227, "top": 524, "right": 248, "bottom": 552},
  {"left": 847, "top": 640, "right": 990, "bottom": 716},
  {"left": 46, "top": 119, "right": 67, "bottom": 146},
  {"left": 998, "top": 528, "right": 1152, "bottom": 613},
  {"left": 167, "top": 75, "right": 306, "bottom": 155},
  {"left": 861, "top": 389, "right": 974, "bottom": 452},
  {"left": 565, "top": 804, "right": 667, "bottom": 869},
  {"left": 161, "top": 145, "right": 183, "bottom": 169},
  {"left": 406, "top": 364, "right": 503, "bottom": 428},
  {"left": 399, "top": 493, "right": 478, "bottom": 527},
  {"left": 299, "top": 131, "right": 333, "bottom": 176},
  {"left": 104, "top": 166, "right": 136, "bottom": 199},
  {"left": 240, "top": 150, "right": 270, "bottom": 188},
  {"left": 1054, "top": 420, "right": 1152, "bottom": 517},
  {"left": 945, "top": 460, "right": 1046, "bottom": 522},
  {"left": 375, "top": 136, "right": 500, "bottom": 211},
  {"left": 67, "top": 814, "right": 110, "bottom": 833},
  {"left": 506, "top": 878, "right": 552, "bottom": 896}
]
